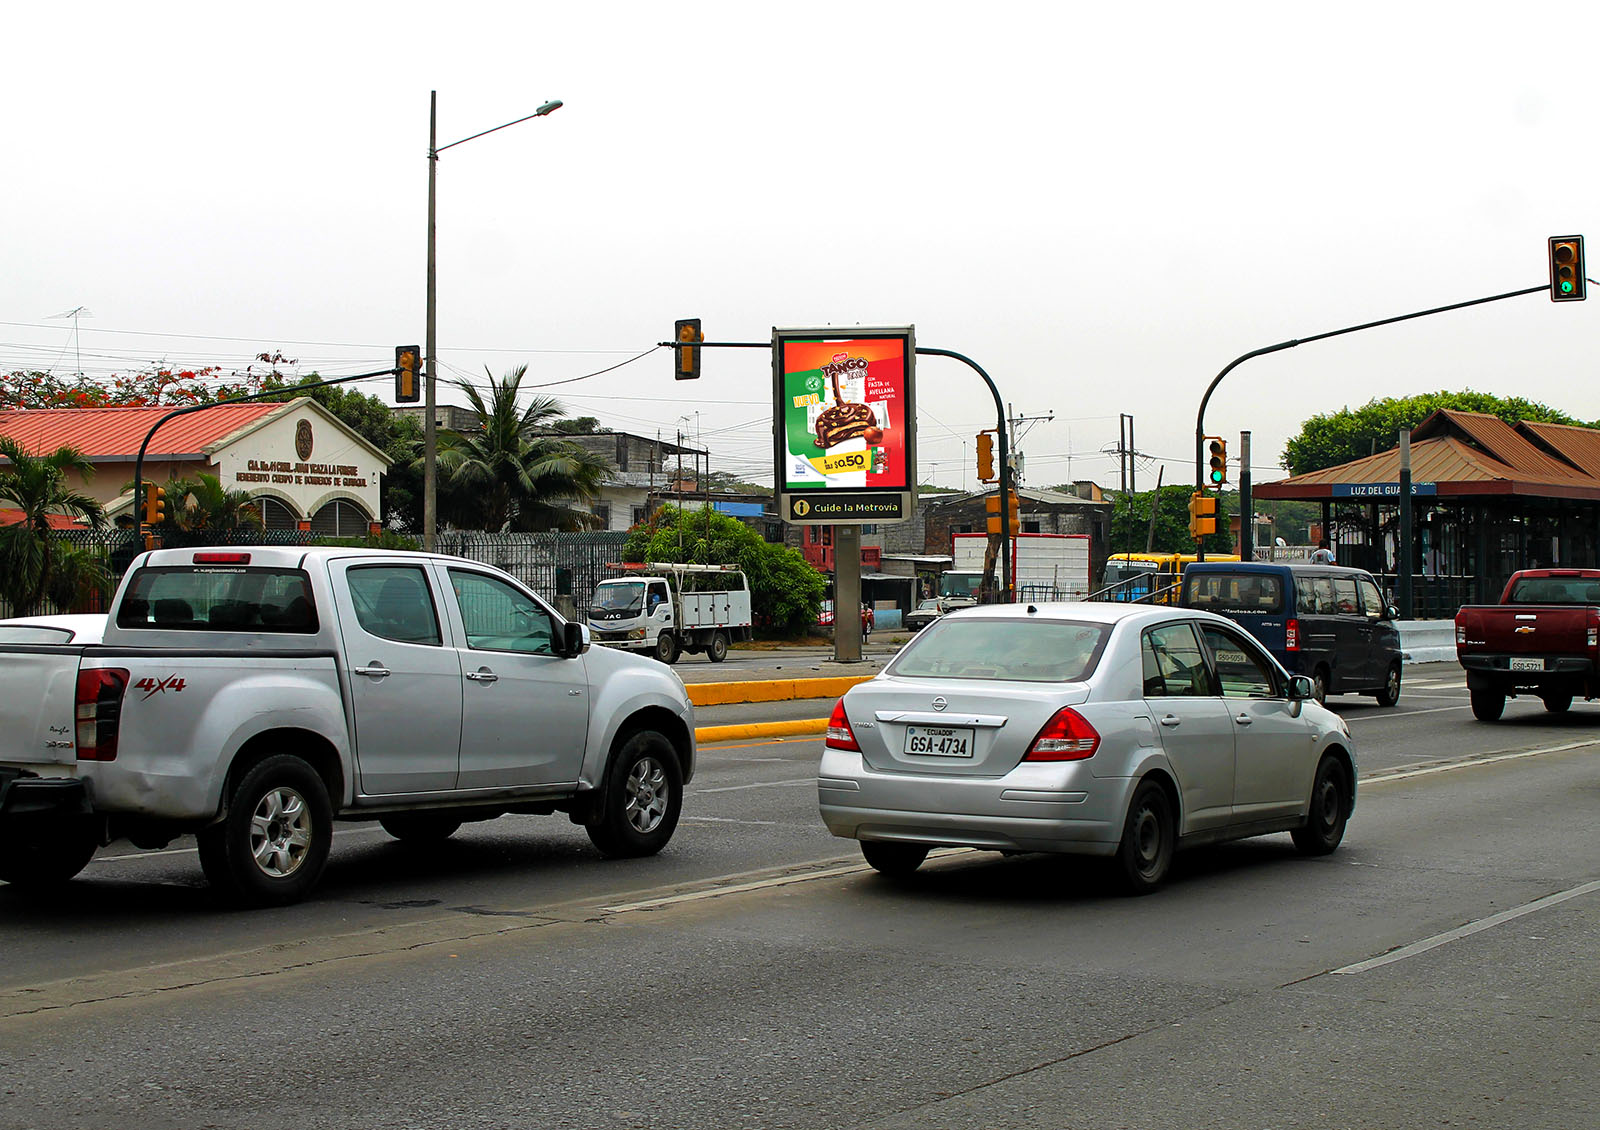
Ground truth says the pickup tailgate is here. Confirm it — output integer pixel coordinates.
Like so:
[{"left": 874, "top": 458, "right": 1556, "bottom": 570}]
[
  {"left": 1458, "top": 605, "right": 1592, "bottom": 657},
  {"left": 0, "top": 646, "right": 88, "bottom": 768}
]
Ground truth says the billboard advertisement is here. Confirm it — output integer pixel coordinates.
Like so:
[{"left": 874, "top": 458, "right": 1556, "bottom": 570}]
[{"left": 773, "top": 326, "right": 916, "bottom": 524}]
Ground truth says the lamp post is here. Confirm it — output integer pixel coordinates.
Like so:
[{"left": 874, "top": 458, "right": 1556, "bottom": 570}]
[{"left": 424, "top": 91, "right": 563, "bottom": 550}]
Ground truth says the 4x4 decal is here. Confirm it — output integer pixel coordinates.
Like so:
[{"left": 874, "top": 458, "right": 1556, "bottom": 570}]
[{"left": 134, "top": 674, "right": 187, "bottom": 700}]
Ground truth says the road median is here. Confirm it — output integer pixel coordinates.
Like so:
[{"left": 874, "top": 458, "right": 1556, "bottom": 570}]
[{"left": 686, "top": 675, "right": 874, "bottom": 707}]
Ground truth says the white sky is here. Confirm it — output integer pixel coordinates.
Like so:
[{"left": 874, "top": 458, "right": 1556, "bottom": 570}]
[{"left": 5, "top": 1, "right": 1598, "bottom": 493}]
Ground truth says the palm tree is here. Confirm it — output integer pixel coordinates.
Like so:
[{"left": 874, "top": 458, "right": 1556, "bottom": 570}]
[
  {"left": 0, "top": 437, "right": 107, "bottom": 615},
  {"left": 434, "top": 366, "right": 612, "bottom": 532},
  {"left": 164, "top": 472, "right": 263, "bottom": 533}
]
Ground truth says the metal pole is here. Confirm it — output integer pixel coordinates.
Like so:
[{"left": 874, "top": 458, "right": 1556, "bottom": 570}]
[
  {"left": 1239, "top": 431, "right": 1253, "bottom": 563},
  {"left": 1398, "top": 429, "right": 1414, "bottom": 618},
  {"left": 424, "top": 91, "right": 439, "bottom": 551}
]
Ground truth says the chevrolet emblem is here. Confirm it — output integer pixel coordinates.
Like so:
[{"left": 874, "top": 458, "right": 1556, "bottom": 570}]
[{"left": 1514, "top": 625, "right": 1536, "bottom": 634}]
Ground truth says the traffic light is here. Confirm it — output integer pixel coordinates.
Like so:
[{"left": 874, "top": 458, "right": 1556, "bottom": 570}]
[
  {"left": 976, "top": 431, "right": 996, "bottom": 483},
  {"left": 142, "top": 481, "right": 166, "bottom": 526},
  {"left": 1206, "top": 437, "right": 1228, "bottom": 487},
  {"left": 986, "top": 490, "right": 1021, "bottom": 535},
  {"left": 394, "top": 345, "right": 421, "bottom": 402},
  {"left": 1548, "top": 235, "right": 1586, "bottom": 302},
  {"left": 1187, "top": 491, "right": 1217, "bottom": 539},
  {"left": 674, "top": 318, "right": 703, "bottom": 380}
]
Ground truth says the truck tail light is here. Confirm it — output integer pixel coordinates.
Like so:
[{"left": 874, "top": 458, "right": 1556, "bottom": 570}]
[
  {"left": 1285, "top": 618, "right": 1299, "bottom": 651},
  {"left": 76, "top": 668, "right": 129, "bottom": 762},
  {"left": 825, "top": 699, "right": 860, "bottom": 751},
  {"left": 1588, "top": 608, "right": 1598, "bottom": 650},
  {"left": 1457, "top": 621, "right": 1467, "bottom": 645},
  {"left": 1024, "top": 707, "right": 1100, "bottom": 761}
]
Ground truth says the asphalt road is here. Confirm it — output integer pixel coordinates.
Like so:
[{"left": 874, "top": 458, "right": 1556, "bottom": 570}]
[{"left": 1, "top": 662, "right": 1596, "bottom": 1129}]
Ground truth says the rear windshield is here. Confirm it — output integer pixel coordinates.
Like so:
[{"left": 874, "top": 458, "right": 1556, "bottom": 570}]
[
  {"left": 889, "top": 618, "right": 1112, "bottom": 682},
  {"left": 1507, "top": 576, "right": 1600, "bottom": 604},
  {"left": 1182, "top": 572, "right": 1284, "bottom": 614},
  {"left": 116, "top": 566, "right": 318, "bottom": 633}
]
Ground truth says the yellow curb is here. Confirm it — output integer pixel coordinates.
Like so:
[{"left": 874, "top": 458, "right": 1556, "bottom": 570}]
[
  {"left": 695, "top": 717, "right": 829, "bottom": 744},
  {"left": 686, "top": 675, "right": 875, "bottom": 707}
]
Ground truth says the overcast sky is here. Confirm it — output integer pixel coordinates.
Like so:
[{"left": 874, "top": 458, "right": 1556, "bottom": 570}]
[{"left": 5, "top": 2, "right": 1597, "bottom": 494}]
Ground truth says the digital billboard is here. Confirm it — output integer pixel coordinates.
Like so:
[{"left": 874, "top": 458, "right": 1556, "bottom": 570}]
[{"left": 773, "top": 326, "right": 916, "bottom": 524}]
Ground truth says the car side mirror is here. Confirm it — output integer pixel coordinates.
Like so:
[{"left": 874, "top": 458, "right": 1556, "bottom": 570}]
[
  {"left": 561, "top": 621, "right": 588, "bottom": 658},
  {"left": 1385, "top": 605, "right": 1399, "bottom": 621},
  {"left": 1287, "top": 675, "right": 1315, "bottom": 700}
]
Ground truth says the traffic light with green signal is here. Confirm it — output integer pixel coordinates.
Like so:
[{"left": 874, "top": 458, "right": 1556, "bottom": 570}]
[
  {"left": 1206, "top": 437, "right": 1228, "bottom": 487},
  {"left": 1549, "top": 236, "right": 1586, "bottom": 302}
]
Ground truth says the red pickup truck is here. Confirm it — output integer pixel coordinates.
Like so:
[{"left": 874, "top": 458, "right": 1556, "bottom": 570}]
[{"left": 1455, "top": 568, "right": 1600, "bottom": 721}]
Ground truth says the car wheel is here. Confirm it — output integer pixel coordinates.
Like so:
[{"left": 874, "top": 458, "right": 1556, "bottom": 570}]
[
  {"left": 1291, "top": 755, "right": 1350, "bottom": 856},
  {"left": 860, "top": 841, "right": 929, "bottom": 877},
  {"left": 1470, "top": 687, "right": 1506, "bottom": 722},
  {"left": 1113, "top": 781, "right": 1174, "bottom": 894},
  {"left": 707, "top": 630, "right": 729, "bottom": 663},
  {"left": 379, "top": 813, "right": 463, "bottom": 843},
  {"left": 1543, "top": 693, "right": 1573, "bottom": 714},
  {"left": 1311, "top": 667, "right": 1330, "bottom": 705},
  {"left": 1374, "top": 662, "right": 1402, "bottom": 707},
  {"left": 585, "top": 730, "right": 683, "bottom": 858},
  {"left": 652, "top": 631, "right": 680, "bottom": 665},
  {"left": 197, "top": 754, "right": 333, "bottom": 906},
  {"left": 0, "top": 818, "right": 99, "bottom": 889}
]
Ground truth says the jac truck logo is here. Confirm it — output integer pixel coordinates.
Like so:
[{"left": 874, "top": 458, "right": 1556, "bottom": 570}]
[{"left": 134, "top": 674, "right": 188, "bottom": 700}]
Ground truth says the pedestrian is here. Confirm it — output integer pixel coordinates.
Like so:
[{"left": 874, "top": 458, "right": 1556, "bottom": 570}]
[{"left": 1309, "top": 538, "right": 1336, "bottom": 565}]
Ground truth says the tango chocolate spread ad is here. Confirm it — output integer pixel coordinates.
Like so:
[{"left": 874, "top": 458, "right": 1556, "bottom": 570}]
[{"left": 779, "top": 336, "right": 909, "bottom": 492}]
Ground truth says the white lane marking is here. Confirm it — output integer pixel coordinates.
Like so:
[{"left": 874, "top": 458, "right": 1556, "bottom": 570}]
[
  {"left": 681, "top": 816, "right": 780, "bottom": 826},
  {"left": 1350, "top": 704, "right": 1469, "bottom": 720},
  {"left": 1364, "top": 737, "right": 1600, "bottom": 783},
  {"left": 1332, "top": 879, "right": 1600, "bottom": 975},
  {"left": 697, "top": 777, "right": 817, "bottom": 794}
]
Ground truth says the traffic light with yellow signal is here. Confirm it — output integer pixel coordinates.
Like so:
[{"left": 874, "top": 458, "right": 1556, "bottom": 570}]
[
  {"left": 1187, "top": 491, "right": 1217, "bottom": 540},
  {"left": 394, "top": 345, "right": 421, "bottom": 403},
  {"left": 986, "top": 489, "right": 1021, "bottom": 535},
  {"left": 1206, "top": 437, "right": 1228, "bottom": 487},
  {"left": 674, "top": 318, "right": 703, "bottom": 380},
  {"left": 1549, "top": 235, "right": 1586, "bottom": 302},
  {"left": 142, "top": 481, "right": 166, "bottom": 526},
  {"left": 976, "top": 431, "right": 996, "bottom": 483}
]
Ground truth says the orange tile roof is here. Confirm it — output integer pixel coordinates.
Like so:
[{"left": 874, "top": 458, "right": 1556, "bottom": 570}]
[
  {"left": 0, "top": 507, "right": 90, "bottom": 530},
  {"left": 0, "top": 403, "right": 286, "bottom": 460}
]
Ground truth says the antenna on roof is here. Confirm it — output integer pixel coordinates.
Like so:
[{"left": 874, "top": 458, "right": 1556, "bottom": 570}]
[{"left": 46, "top": 306, "right": 94, "bottom": 377}]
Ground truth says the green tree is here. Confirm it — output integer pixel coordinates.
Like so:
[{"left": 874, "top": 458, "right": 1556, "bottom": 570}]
[
  {"left": 1108, "top": 484, "right": 1235, "bottom": 556},
  {"left": 623, "top": 505, "right": 826, "bottom": 637},
  {"left": 434, "top": 366, "right": 612, "bottom": 532},
  {"left": 160, "top": 472, "right": 264, "bottom": 533},
  {"left": 0, "top": 439, "right": 108, "bottom": 615},
  {"left": 1282, "top": 391, "right": 1589, "bottom": 476}
]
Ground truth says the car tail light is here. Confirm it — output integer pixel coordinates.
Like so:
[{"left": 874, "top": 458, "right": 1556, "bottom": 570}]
[
  {"left": 76, "top": 668, "right": 129, "bottom": 762},
  {"left": 1024, "top": 707, "right": 1100, "bottom": 761},
  {"left": 825, "top": 699, "right": 860, "bottom": 751},
  {"left": 1285, "top": 618, "right": 1299, "bottom": 651}
]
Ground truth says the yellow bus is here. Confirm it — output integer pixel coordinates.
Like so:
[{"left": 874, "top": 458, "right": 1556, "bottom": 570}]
[{"left": 1100, "top": 552, "right": 1239, "bottom": 604}]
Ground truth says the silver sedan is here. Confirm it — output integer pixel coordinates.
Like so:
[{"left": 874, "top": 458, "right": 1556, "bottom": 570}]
[{"left": 817, "top": 602, "right": 1356, "bottom": 892}]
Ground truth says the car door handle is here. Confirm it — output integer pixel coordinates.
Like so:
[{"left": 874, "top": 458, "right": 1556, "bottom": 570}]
[
  {"left": 1234, "top": 713, "right": 1253, "bottom": 725},
  {"left": 353, "top": 664, "right": 391, "bottom": 679},
  {"left": 465, "top": 669, "right": 499, "bottom": 683},
  {"left": 1159, "top": 714, "right": 1182, "bottom": 727}
]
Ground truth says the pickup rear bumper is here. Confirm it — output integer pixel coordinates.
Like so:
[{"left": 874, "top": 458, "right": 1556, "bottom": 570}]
[
  {"left": 0, "top": 768, "right": 91, "bottom": 821},
  {"left": 1460, "top": 654, "right": 1596, "bottom": 696}
]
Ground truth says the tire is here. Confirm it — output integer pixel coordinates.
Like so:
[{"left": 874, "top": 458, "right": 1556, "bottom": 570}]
[
  {"left": 379, "top": 813, "right": 463, "bottom": 843},
  {"left": 653, "top": 631, "right": 680, "bottom": 665},
  {"left": 197, "top": 755, "right": 333, "bottom": 906},
  {"left": 1543, "top": 693, "right": 1573, "bottom": 714},
  {"left": 860, "top": 841, "right": 928, "bottom": 877},
  {"left": 1113, "top": 781, "right": 1175, "bottom": 894},
  {"left": 1292, "top": 755, "right": 1350, "bottom": 856},
  {"left": 1470, "top": 687, "right": 1506, "bottom": 722},
  {"left": 585, "top": 730, "right": 683, "bottom": 858},
  {"left": 1374, "top": 662, "right": 1402, "bottom": 707},
  {"left": 1311, "top": 667, "right": 1330, "bottom": 705},
  {"left": 0, "top": 818, "right": 99, "bottom": 889},
  {"left": 707, "top": 630, "right": 729, "bottom": 663}
]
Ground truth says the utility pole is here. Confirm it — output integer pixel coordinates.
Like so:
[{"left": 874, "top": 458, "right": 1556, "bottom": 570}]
[{"left": 1006, "top": 402, "right": 1054, "bottom": 487}]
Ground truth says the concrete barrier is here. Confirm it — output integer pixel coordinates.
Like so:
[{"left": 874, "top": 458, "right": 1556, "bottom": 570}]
[
  {"left": 686, "top": 675, "right": 875, "bottom": 707},
  {"left": 1397, "top": 620, "right": 1456, "bottom": 664},
  {"left": 694, "top": 718, "right": 830, "bottom": 744}
]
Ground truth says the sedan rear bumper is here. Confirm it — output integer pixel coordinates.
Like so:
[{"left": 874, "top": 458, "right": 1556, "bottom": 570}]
[{"left": 817, "top": 748, "right": 1127, "bottom": 855}]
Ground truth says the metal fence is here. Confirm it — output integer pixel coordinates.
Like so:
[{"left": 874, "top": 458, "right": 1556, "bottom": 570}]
[{"left": 0, "top": 529, "right": 634, "bottom": 620}]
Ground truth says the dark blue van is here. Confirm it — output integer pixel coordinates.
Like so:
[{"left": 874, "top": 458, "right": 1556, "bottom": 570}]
[{"left": 1179, "top": 562, "right": 1403, "bottom": 707}]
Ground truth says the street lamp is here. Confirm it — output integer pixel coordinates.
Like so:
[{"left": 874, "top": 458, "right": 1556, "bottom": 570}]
[{"left": 424, "top": 91, "right": 564, "bottom": 550}]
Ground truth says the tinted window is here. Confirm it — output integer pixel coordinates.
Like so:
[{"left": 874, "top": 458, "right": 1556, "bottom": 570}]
[
  {"left": 1199, "top": 625, "right": 1279, "bottom": 698},
  {"left": 891, "top": 618, "right": 1111, "bottom": 682},
  {"left": 347, "top": 566, "right": 441, "bottom": 645},
  {"left": 117, "top": 566, "right": 317, "bottom": 633},
  {"left": 1331, "top": 577, "right": 1360, "bottom": 615},
  {"left": 1357, "top": 577, "right": 1387, "bottom": 619},
  {"left": 449, "top": 569, "right": 556, "bottom": 655},
  {"left": 1141, "top": 622, "right": 1216, "bottom": 698},
  {"left": 1297, "top": 576, "right": 1335, "bottom": 615},
  {"left": 1506, "top": 576, "right": 1600, "bottom": 604},
  {"left": 1182, "top": 572, "right": 1284, "bottom": 614}
]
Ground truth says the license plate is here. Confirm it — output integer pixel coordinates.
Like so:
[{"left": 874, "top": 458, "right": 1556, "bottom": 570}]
[
  {"left": 903, "top": 725, "right": 974, "bottom": 758},
  {"left": 1509, "top": 657, "right": 1545, "bottom": 671}
]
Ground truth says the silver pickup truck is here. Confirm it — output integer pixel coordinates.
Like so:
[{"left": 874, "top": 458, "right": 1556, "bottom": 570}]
[{"left": 0, "top": 546, "right": 697, "bottom": 905}]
